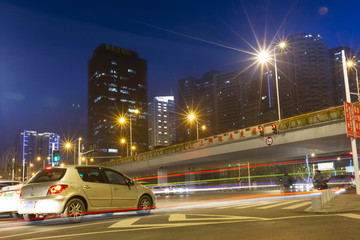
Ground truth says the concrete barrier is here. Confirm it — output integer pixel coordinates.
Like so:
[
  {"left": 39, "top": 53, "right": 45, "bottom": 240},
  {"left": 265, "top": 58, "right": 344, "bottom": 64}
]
[{"left": 312, "top": 189, "right": 336, "bottom": 211}]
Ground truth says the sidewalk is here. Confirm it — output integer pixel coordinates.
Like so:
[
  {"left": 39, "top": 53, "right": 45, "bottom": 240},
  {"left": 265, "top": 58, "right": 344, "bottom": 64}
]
[{"left": 306, "top": 189, "right": 360, "bottom": 213}]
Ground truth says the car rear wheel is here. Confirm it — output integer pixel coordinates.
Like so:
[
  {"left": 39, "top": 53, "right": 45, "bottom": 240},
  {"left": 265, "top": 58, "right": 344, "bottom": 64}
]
[
  {"left": 62, "top": 198, "right": 86, "bottom": 223},
  {"left": 136, "top": 195, "right": 152, "bottom": 216}
]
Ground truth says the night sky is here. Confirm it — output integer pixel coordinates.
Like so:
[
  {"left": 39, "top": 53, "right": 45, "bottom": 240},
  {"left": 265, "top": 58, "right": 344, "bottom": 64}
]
[{"left": 0, "top": 0, "right": 359, "bottom": 155}]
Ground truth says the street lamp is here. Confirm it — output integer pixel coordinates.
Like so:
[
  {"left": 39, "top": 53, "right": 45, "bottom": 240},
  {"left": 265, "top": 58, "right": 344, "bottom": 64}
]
[
  {"left": 342, "top": 50, "right": 360, "bottom": 195},
  {"left": 347, "top": 60, "right": 359, "bottom": 100},
  {"left": 258, "top": 42, "right": 286, "bottom": 121},
  {"left": 37, "top": 156, "right": 45, "bottom": 169},
  {"left": 273, "top": 42, "right": 286, "bottom": 121},
  {"left": 188, "top": 113, "right": 199, "bottom": 141},
  {"left": 120, "top": 138, "right": 129, "bottom": 157},
  {"left": 119, "top": 109, "right": 140, "bottom": 156},
  {"left": 78, "top": 138, "right": 82, "bottom": 165},
  {"left": 65, "top": 141, "right": 77, "bottom": 165}
]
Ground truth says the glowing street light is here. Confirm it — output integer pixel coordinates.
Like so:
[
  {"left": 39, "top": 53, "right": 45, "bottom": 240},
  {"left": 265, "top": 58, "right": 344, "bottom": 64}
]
[
  {"left": 188, "top": 113, "right": 199, "bottom": 141},
  {"left": 347, "top": 60, "right": 359, "bottom": 100},
  {"left": 258, "top": 51, "right": 270, "bottom": 64},
  {"left": 120, "top": 138, "right": 129, "bottom": 157},
  {"left": 257, "top": 41, "right": 286, "bottom": 121},
  {"left": 119, "top": 109, "right": 140, "bottom": 156}
]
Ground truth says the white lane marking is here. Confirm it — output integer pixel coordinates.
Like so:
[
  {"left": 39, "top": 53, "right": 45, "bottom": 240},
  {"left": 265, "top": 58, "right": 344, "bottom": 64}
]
[
  {"left": 234, "top": 201, "right": 272, "bottom": 209},
  {"left": 257, "top": 200, "right": 301, "bottom": 209},
  {"left": 107, "top": 217, "right": 141, "bottom": 228},
  {"left": 215, "top": 201, "right": 269, "bottom": 209},
  {"left": 11, "top": 214, "right": 337, "bottom": 239},
  {"left": 282, "top": 201, "right": 311, "bottom": 210},
  {"left": 168, "top": 214, "right": 186, "bottom": 221},
  {"left": 339, "top": 213, "right": 360, "bottom": 220}
]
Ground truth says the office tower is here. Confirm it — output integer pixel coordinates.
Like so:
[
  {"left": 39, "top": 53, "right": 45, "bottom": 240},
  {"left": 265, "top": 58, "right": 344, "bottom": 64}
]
[
  {"left": 214, "top": 68, "right": 276, "bottom": 133},
  {"left": 329, "top": 46, "right": 360, "bottom": 105},
  {"left": 177, "top": 71, "right": 219, "bottom": 142},
  {"left": 148, "top": 96, "right": 176, "bottom": 150},
  {"left": 88, "top": 44, "right": 147, "bottom": 159},
  {"left": 20, "top": 130, "right": 60, "bottom": 167},
  {"left": 276, "top": 33, "right": 333, "bottom": 118}
]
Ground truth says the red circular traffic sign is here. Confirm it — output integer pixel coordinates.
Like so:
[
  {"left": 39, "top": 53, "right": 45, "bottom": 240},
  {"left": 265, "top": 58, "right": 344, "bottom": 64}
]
[{"left": 266, "top": 137, "right": 273, "bottom": 146}]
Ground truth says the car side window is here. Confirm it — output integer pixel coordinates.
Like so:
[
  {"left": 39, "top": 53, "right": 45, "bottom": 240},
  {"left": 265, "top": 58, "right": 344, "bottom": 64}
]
[
  {"left": 103, "top": 169, "right": 127, "bottom": 185},
  {"left": 77, "top": 167, "right": 106, "bottom": 183}
]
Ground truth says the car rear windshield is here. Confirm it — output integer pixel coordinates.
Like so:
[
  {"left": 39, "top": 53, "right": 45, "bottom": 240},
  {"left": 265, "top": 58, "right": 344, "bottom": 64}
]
[{"left": 29, "top": 168, "right": 66, "bottom": 183}]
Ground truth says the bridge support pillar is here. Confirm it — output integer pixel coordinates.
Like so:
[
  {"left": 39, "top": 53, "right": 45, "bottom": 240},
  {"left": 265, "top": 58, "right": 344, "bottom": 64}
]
[
  {"left": 157, "top": 167, "right": 168, "bottom": 185},
  {"left": 185, "top": 168, "right": 195, "bottom": 183}
]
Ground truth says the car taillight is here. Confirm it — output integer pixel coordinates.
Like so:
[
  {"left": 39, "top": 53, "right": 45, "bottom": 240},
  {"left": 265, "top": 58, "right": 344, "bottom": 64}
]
[
  {"left": 16, "top": 189, "right": 21, "bottom": 195},
  {"left": 351, "top": 178, "right": 355, "bottom": 181},
  {"left": 47, "top": 184, "right": 68, "bottom": 195},
  {"left": 0, "top": 192, "right": 2, "bottom": 197}
]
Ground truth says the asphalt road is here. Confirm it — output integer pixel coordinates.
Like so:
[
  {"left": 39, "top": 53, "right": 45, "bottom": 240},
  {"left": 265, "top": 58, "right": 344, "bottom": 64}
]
[{"left": 1, "top": 190, "right": 360, "bottom": 240}]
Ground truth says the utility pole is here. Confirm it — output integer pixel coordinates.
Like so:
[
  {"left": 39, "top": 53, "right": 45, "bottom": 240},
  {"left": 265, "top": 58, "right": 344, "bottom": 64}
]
[{"left": 342, "top": 50, "right": 360, "bottom": 195}]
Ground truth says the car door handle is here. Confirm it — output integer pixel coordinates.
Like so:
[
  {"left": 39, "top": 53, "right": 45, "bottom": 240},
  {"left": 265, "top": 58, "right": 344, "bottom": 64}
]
[{"left": 83, "top": 185, "right": 91, "bottom": 190}]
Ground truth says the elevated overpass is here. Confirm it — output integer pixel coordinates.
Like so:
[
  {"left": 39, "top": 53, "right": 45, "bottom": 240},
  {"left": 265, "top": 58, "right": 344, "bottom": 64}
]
[{"left": 101, "top": 105, "right": 356, "bottom": 179}]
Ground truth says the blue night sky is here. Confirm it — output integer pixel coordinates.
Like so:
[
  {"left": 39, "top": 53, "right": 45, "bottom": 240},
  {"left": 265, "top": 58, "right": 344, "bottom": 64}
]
[{"left": 0, "top": 0, "right": 359, "bottom": 154}]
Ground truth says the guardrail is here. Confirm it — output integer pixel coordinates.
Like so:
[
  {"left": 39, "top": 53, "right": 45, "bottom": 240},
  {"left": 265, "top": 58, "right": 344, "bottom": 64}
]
[{"left": 100, "top": 105, "right": 346, "bottom": 167}]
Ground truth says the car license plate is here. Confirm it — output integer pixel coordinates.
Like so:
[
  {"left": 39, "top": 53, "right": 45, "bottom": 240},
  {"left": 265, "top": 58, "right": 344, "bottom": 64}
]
[
  {"left": 24, "top": 201, "right": 35, "bottom": 208},
  {"left": 4, "top": 192, "right": 14, "bottom": 197}
]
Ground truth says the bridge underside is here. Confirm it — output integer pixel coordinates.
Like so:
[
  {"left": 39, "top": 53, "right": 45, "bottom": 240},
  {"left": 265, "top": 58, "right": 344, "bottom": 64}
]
[{"left": 111, "top": 121, "right": 356, "bottom": 176}]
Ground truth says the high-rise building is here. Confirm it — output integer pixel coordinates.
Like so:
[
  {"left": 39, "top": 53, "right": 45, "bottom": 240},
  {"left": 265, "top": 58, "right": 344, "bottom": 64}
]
[
  {"left": 148, "top": 96, "right": 176, "bottom": 150},
  {"left": 214, "top": 68, "right": 277, "bottom": 132},
  {"left": 88, "top": 44, "right": 148, "bottom": 159},
  {"left": 20, "top": 130, "right": 60, "bottom": 168},
  {"left": 177, "top": 71, "right": 219, "bottom": 142},
  {"left": 276, "top": 33, "right": 333, "bottom": 118},
  {"left": 329, "top": 46, "right": 360, "bottom": 105}
]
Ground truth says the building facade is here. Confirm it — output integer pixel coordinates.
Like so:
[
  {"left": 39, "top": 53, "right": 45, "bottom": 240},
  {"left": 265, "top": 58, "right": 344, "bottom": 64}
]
[
  {"left": 276, "top": 33, "right": 333, "bottom": 118},
  {"left": 88, "top": 44, "right": 148, "bottom": 159},
  {"left": 177, "top": 71, "right": 219, "bottom": 142},
  {"left": 148, "top": 96, "right": 176, "bottom": 150},
  {"left": 20, "top": 130, "right": 60, "bottom": 174}
]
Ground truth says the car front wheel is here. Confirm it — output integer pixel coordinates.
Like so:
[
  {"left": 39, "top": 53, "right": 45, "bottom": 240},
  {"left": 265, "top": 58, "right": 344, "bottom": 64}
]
[
  {"left": 62, "top": 198, "right": 86, "bottom": 223},
  {"left": 136, "top": 195, "right": 153, "bottom": 216}
]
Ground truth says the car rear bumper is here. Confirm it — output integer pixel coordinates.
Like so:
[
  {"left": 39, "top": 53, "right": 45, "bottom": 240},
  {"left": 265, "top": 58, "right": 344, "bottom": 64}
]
[{"left": 18, "top": 196, "right": 66, "bottom": 215}]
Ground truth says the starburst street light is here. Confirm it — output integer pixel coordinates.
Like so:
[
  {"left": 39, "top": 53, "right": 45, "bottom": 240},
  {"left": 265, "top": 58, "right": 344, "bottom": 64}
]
[
  {"left": 258, "top": 51, "right": 270, "bottom": 63},
  {"left": 118, "top": 109, "right": 140, "bottom": 156},
  {"left": 257, "top": 41, "right": 286, "bottom": 122},
  {"left": 120, "top": 138, "right": 129, "bottom": 157},
  {"left": 188, "top": 113, "right": 200, "bottom": 141},
  {"left": 347, "top": 60, "right": 359, "bottom": 100}
]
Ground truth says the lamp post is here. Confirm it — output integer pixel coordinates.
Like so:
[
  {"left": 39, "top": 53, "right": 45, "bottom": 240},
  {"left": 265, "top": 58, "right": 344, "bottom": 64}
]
[
  {"left": 78, "top": 138, "right": 82, "bottom": 165},
  {"left": 188, "top": 113, "right": 199, "bottom": 141},
  {"left": 120, "top": 138, "right": 129, "bottom": 157},
  {"left": 119, "top": 109, "right": 139, "bottom": 156},
  {"left": 258, "top": 42, "right": 286, "bottom": 121},
  {"left": 37, "top": 156, "right": 45, "bottom": 169},
  {"left": 347, "top": 60, "right": 359, "bottom": 100},
  {"left": 342, "top": 50, "right": 360, "bottom": 195},
  {"left": 273, "top": 42, "right": 286, "bottom": 121},
  {"left": 65, "top": 142, "right": 76, "bottom": 165}
]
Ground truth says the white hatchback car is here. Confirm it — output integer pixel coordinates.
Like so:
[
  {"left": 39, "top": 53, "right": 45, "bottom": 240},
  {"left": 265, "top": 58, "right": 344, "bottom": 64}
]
[
  {"left": 18, "top": 166, "right": 156, "bottom": 222},
  {"left": 0, "top": 183, "right": 23, "bottom": 218}
]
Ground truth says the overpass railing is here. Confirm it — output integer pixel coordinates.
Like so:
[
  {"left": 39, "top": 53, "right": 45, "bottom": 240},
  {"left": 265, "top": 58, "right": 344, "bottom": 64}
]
[{"left": 100, "top": 105, "right": 346, "bottom": 167}]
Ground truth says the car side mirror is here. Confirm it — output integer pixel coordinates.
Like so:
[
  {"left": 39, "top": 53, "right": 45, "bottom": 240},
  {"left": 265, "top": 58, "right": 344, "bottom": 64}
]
[{"left": 125, "top": 179, "right": 134, "bottom": 186}]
